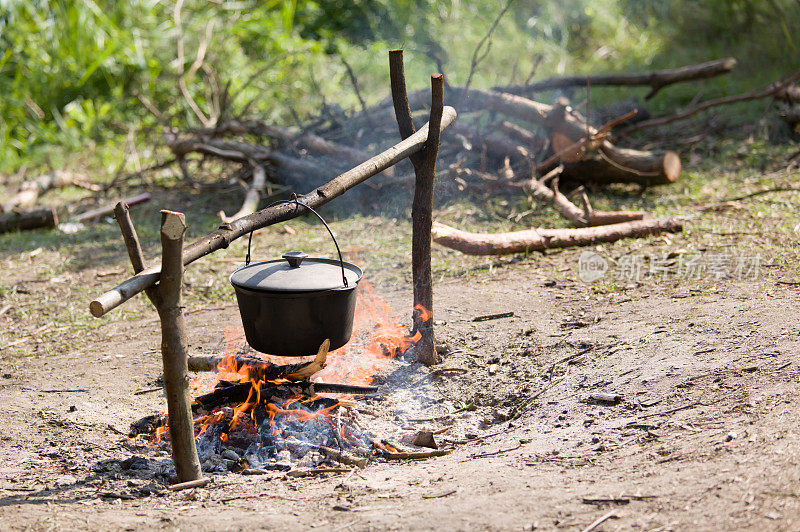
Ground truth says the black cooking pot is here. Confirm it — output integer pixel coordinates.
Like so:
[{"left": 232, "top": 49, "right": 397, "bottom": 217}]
[{"left": 229, "top": 199, "right": 363, "bottom": 357}]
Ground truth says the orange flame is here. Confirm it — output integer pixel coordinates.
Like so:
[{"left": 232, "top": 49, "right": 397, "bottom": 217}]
[{"left": 185, "top": 278, "right": 425, "bottom": 451}]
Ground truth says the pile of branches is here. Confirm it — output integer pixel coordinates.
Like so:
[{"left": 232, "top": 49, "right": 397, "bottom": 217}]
[{"left": 161, "top": 55, "right": 799, "bottom": 254}]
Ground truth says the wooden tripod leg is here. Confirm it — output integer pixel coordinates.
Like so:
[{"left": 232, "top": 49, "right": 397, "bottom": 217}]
[
  {"left": 389, "top": 49, "right": 442, "bottom": 366},
  {"left": 157, "top": 210, "right": 202, "bottom": 482}
]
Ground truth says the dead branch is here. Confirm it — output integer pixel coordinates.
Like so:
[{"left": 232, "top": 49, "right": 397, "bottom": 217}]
[
  {"left": 495, "top": 57, "right": 738, "bottom": 99},
  {"left": 526, "top": 175, "right": 646, "bottom": 227},
  {"left": 218, "top": 161, "right": 266, "bottom": 223},
  {"left": 70, "top": 193, "right": 151, "bottom": 224},
  {"left": 498, "top": 121, "right": 543, "bottom": 152},
  {"left": 431, "top": 217, "right": 683, "bottom": 256},
  {"left": 3, "top": 171, "right": 85, "bottom": 213},
  {"left": 462, "top": 0, "right": 516, "bottom": 96},
  {"left": 626, "top": 69, "right": 800, "bottom": 133},
  {"left": 90, "top": 107, "right": 457, "bottom": 318}
]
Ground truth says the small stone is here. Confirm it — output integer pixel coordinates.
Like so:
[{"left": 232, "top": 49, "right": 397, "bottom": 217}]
[
  {"left": 488, "top": 364, "right": 498, "bottom": 375},
  {"left": 221, "top": 449, "right": 241, "bottom": 462},
  {"left": 725, "top": 431, "right": 738, "bottom": 442}
]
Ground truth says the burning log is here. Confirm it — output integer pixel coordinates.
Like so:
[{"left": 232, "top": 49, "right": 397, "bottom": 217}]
[
  {"left": 317, "top": 446, "right": 369, "bottom": 468},
  {"left": 431, "top": 217, "right": 683, "bottom": 256},
  {"left": 192, "top": 380, "right": 379, "bottom": 413},
  {"left": 187, "top": 354, "right": 274, "bottom": 372},
  {"left": 389, "top": 49, "right": 441, "bottom": 366},
  {"left": 155, "top": 210, "right": 203, "bottom": 482},
  {"left": 89, "top": 106, "right": 457, "bottom": 318},
  {"left": 494, "top": 57, "right": 738, "bottom": 100}
]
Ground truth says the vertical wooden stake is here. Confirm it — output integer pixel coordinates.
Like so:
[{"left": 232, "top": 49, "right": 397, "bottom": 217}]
[
  {"left": 157, "top": 210, "right": 202, "bottom": 482},
  {"left": 113, "top": 202, "right": 147, "bottom": 274},
  {"left": 389, "top": 49, "right": 443, "bottom": 366}
]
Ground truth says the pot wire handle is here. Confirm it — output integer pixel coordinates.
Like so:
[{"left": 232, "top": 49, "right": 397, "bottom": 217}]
[{"left": 244, "top": 194, "right": 349, "bottom": 288}]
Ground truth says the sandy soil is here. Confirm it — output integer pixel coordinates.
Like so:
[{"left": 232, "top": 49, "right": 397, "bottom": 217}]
[{"left": 1, "top": 257, "right": 799, "bottom": 531}]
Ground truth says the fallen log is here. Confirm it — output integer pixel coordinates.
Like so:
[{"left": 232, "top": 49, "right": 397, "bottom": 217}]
[
  {"left": 561, "top": 142, "right": 681, "bottom": 187},
  {"left": 0, "top": 207, "right": 58, "bottom": 234},
  {"left": 90, "top": 107, "right": 457, "bottom": 318},
  {"left": 431, "top": 217, "right": 683, "bottom": 256},
  {"left": 494, "top": 57, "right": 738, "bottom": 99}
]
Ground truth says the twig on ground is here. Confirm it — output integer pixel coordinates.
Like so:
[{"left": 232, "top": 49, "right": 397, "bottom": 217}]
[
  {"left": 472, "top": 311, "right": 515, "bottom": 321},
  {"left": 470, "top": 442, "right": 523, "bottom": 458},
  {"left": 168, "top": 477, "right": 212, "bottom": 492},
  {"left": 581, "top": 511, "right": 619, "bottom": 532}
]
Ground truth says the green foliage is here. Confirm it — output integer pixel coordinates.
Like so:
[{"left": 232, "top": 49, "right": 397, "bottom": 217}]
[{"left": 0, "top": 0, "right": 797, "bottom": 175}]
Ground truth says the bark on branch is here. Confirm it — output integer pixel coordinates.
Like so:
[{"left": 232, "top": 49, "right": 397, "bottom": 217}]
[
  {"left": 156, "top": 210, "right": 203, "bottom": 482},
  {"left": 389, "top": 49, "right": 441, "bottom": 366},
  {"left": 431, "top": 218, "right": 683, "bottom": 256},
  {"left": 495, "top": 57, "right": 738, "bottom": 100},
  {"left": 526, "top": 174, "right": 646, "bottom": 227},
  {"left": 626, "top": 70, "right": 800, "bottom": 133}
]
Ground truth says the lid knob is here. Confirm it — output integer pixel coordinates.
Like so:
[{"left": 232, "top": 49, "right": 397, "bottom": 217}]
[{"left": 282, "top": 251, "right": 307, "bottom": 268}]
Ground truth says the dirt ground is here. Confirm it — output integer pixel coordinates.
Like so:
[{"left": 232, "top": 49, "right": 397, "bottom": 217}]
[{"left": 1, "top": 250, "right": 799, "bottom": 531}]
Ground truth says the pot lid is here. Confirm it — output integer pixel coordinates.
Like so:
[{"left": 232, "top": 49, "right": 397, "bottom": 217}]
[{"left": 230, "top": 252, "right": 362, "bottom": 293}]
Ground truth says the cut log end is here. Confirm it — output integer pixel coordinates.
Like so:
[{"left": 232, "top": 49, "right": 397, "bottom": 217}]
[
  {"left": 663, "top": 151, "right": 682, "bottom": 183},
  {"left": 160, "top": 211, "right": 187, "bottom": 239},
  {"left": 89, "top": 300, "right": 105, "bottom": 318}
]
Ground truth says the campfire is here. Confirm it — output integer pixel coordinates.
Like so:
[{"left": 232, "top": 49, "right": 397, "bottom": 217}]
[
  {"left": 93, "top": 50, "right": 449, "bottom": 484},
  {"left": 142, "top": 280, "right": 430, "bottom": 473}
]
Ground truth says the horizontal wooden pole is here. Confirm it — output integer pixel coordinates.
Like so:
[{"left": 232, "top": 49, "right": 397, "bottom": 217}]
[{"left": 89, "top": 107, "right": 457, "bottom": 318}]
